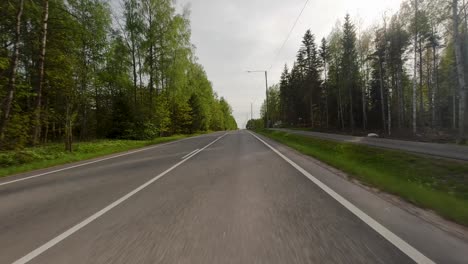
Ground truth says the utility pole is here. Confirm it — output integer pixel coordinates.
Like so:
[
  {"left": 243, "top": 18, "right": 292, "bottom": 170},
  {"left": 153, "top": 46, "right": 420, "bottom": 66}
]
[
  {"left": 246, "top": 70, "right": 269, "bottom": 128},
  {"left": 265, "top": 71, "right": 269, "bottom": 128},
  {"left": 251, "top": 102, "right": 253, "bottom": 120}
]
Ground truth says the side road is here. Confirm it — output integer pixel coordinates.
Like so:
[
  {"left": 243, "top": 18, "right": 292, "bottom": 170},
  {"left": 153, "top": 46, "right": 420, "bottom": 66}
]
[{"left": 272, "top": 128, "right": 468, "bottom": 161}]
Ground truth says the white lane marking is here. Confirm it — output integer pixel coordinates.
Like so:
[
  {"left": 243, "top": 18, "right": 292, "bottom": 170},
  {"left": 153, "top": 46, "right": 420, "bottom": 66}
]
[
  {"left": 11, "top": 133, "right": 227, "bottom": 264},
  {"left": 0, "top": 134, "right": 217, "bottom": 187},
  {"left": 248, "top": 131, "right": 435, "bottom": 264},
  {"left": 181, "top": 149, "right": 199, "bottom": 159}
]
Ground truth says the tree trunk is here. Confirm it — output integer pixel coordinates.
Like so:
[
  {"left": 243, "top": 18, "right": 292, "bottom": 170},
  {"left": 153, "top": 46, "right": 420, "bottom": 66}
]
[
  {"left": 418, "top": 37, "right": 424, "bottom": 126},
  {"left": 148, "top": 6, "right": 154, "bottom": 110},
  {"left": 338, "top": 86, "right": 344, "bottom": 130},
  {"left": 401, "top": 66, "right": 406, "bottom": 127},
  {"left": 464, "top": 0, "right": 468, "bottom": 130},
  {"left": 387, "top": 77, "right": 392, "bottom": 136},
  {"left": 362, "top": 65, "right": 367, "bottom": 130},
  {"left": 310, "top": 100, "right": 314, "bottom": 128},
  {"left": 324, "top": 64, "right": 329, "bottom": 129},
  {"left": 464, "top": 0, "right": 468, "bottom": 60},
  {"left": 453, "top": 0, "right": 467, "bottom": 143},
  {"left": 431, "top": 36, "right": 438, "bottom": 128},
  {"left": 387, "top": 86, "right": 392, "bottom": 135},
  {"left": 131, "top": 35, "right": 137, "bottom": 105},
  {"left": 426, "top": 50, "right": 432, "bottom": 128},
  {"left": 349, "top": 82, "right": 354, "bottom": 134},
  {"left": 396, "top": 67, "right": 403, "bottom": 129},
  {"left": 366, "top": 60, "right": 372, "bottom": 129},
  {"left": 149, "top": 43, "right": 154, "bottom": 109},
  {"left": 52, "top": 121, "right": 56, "bottom": 141},
  {"left": 65, "top": 104, "right": 73, "bottom": 152},
  {"left": 0, "top": 0, "right": 24, "bottom": 140},
  {"left": 32, "top": 0, "right": 49, "bottom": 145},
  {"left": 42, "top": 96, "right": 49, "bottom": 143},
  {"left": 453, "top": 86, "right": 458, "bottom": 129},
  {"left": 138, "top": 47, "right": 143, "bottom": 104},
  {"left": 412, "top": 0, "right": 418, "bottom": 135},
  {"left": 378, "top": 59, "right": 387, "bottom": 134},
  {"left": 44, "top": 120, "right": 49, "bottom": 144},
  {"left": 79, "top": 38, "right": 88, "bottom": 140},
  {"left": 94, "top": 64, "right": 100, "bottom": 136}
]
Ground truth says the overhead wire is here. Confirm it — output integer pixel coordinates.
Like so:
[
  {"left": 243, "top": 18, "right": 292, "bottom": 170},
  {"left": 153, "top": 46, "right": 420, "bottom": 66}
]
[{"left": 268, "top": 0, "right": 310, "bottom": 71}]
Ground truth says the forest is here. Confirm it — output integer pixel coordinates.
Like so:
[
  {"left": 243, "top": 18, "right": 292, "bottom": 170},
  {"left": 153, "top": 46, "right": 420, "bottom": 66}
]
[
  {"left": 0, "top": 0, "right": 237, "bottom": 151},
  {"left": 256, "top": 0, "right": 468, "bottom": 143}
]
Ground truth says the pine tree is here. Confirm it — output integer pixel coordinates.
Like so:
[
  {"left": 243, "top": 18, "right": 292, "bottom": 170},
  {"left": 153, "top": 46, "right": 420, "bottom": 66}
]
[
  {"left": 319, "top": 38, "right": 329, "bottom": 128},
  {"left": 341, "top": 14, "right": 359, "bottom": 133},
  {"left": 301, "top": 30, "right": 321, "bottom": 127}
]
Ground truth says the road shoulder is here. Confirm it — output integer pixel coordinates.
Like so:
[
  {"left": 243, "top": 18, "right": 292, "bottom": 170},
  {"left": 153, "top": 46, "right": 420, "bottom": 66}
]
[{"left": 251, "top": 131, "right": 468, "bottom": 264}]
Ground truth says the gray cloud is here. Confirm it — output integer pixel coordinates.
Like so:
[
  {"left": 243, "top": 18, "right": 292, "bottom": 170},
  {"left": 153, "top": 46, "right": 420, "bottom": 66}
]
[{"left": 177, "top": 0, "right": 403, "bottom": 128}]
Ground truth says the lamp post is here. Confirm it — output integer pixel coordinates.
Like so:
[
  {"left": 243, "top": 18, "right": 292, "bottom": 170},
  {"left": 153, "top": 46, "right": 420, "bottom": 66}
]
[{"left": 246, "top": 70, "right": 269, "bottom": 128}]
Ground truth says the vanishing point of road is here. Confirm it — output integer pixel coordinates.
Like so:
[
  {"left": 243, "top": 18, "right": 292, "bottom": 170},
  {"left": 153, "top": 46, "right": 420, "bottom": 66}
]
[{"left": 1, "top": 131, "right": 468, "bottom": 264}]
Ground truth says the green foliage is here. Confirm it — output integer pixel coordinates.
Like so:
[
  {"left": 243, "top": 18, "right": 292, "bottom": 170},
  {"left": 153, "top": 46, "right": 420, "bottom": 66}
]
[
  {"left": 3, "top": 111, "right": 30, "bottom": 149},
  {"left": 153, "top": 94, "right": 172, "bottom": 136},
  {"left": 0, "top": 0, "right": 236, "bottom": 150},
  {"left": 266, "top": 1, "right": 467, "bottom": 140},
  {"left": 0, "top": 57, "right": 8, "bottom": 71},
  {"left": 276, "top": 30, "right": 322, "bottom": 126},
  {"left": 209, "top": 100, "right": 224, "bottom": 131},
  {"left": 170, "top": 98, "right": 193, "bottom": 134},
  {"left": 246, "top": 119, "right": 264, "bottom": 130},
  {"left": 261, "top": 84, "right": 281, "bottom": 126}
]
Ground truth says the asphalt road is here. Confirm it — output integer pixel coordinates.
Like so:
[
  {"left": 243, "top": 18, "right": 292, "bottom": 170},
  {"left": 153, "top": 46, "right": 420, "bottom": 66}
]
[
  {"left": 272, "top": 128, "right": 468, "bottom": 161},
  {"left": 1, "top": 130, "right": 467, "bottom": 263}
]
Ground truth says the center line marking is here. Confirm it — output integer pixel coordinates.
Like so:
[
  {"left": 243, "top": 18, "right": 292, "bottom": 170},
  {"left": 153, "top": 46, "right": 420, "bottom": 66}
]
[
  {"left": 12, "top": 133, "right": 227, "bottom": 264},
  {"left": 248, "top": 131, "right": 435, "bottom": 264},
  {"left": 181, "top": 149, "right": 199, "bottom": 159}
]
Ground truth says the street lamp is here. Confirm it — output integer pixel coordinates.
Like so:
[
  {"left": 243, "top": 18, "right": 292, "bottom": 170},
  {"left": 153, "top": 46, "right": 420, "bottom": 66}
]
[{"left": 246, "top": 70, "right": 269, "bottom": 128}]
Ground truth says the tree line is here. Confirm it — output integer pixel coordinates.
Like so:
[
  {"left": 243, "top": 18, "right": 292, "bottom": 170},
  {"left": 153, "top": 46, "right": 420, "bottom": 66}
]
[
  {"left": 0, "top": 0, "right": 237, "bottom": 151},
  {"left": 260, "top": 0, "right": 467, "bottom": 143}
]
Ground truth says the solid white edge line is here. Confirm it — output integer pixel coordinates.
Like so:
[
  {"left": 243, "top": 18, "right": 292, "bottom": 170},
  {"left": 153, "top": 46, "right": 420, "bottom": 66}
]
[
  {"left": 181, "top": 149, "right": 199, "bottom": 159},
  {"left": 0, "top": 133, "right": 216, "bottom": 187},
  {"left": 11, "top": 133, "right": 227, "bottom": 264},
  {"left": 247, "top": 131, "right": 435, "bottom": 264}
]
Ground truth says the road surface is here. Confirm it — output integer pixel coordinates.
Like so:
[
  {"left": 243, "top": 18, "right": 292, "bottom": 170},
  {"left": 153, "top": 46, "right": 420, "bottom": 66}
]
[
  {"left": 1, "top": 131, "right": 467, "bottom": 264},
  {"left": 272, "top": 128, "right": 468, "bottom": 161}
]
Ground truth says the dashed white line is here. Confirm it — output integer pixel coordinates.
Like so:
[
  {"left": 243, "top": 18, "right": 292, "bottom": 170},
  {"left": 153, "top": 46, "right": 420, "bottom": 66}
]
[
  {"left": 248, "top": 131, "right": 435, "bottom": 264},
  {"left": 11, "top": 133, "right": 227, "bottom": 264}
]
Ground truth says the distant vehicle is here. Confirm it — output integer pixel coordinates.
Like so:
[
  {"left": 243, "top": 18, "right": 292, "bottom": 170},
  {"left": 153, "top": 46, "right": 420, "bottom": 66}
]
[{"left": 273, "top": 121, "right": 283, "bottom": 128}]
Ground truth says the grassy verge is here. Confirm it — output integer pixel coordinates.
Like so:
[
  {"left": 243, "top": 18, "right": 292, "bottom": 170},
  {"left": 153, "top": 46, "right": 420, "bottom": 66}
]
[
  {"left": 257, "top": 129, "right": 468, "bottom": 226},
  {"left": 0, "top": 134, "right": 200, "bottom": 178}
]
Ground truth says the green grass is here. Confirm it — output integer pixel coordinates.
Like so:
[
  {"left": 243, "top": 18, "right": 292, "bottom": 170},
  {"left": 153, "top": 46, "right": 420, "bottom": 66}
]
[
  {"left": 0, "top": 134, "right": 198, "bottom": 178},
  {"left": 288, "top": 127, "right": 314, "bottom": 131},
  {"left": 257, "top": 129, "right": 468, "bottom": 226}
]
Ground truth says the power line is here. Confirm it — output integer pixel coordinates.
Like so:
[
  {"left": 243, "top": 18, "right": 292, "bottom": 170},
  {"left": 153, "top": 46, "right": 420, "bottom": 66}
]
[{"left": 268, "top": 0, "right": 310, "bottom": 71}]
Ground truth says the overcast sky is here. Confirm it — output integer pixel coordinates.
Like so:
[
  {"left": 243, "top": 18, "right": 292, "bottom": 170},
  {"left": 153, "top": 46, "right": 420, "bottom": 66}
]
[{"left": 174, "top": 0, "right": 404, "bottom": 128}]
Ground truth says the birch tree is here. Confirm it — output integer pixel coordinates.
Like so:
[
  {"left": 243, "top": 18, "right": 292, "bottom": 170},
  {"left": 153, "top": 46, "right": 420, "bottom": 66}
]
[{"left": 0, "top": 0, "right": 24, "bottom": 140}]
